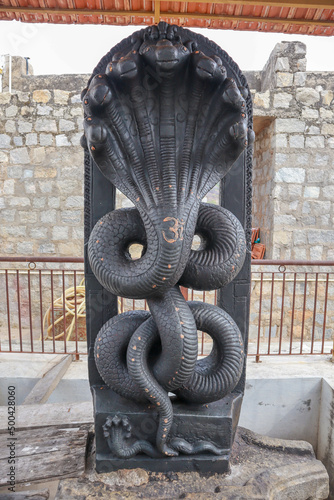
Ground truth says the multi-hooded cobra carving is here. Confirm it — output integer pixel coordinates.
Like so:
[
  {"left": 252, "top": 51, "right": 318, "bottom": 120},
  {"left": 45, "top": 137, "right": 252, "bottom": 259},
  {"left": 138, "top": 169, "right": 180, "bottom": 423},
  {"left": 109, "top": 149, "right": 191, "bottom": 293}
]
[{"left": 82, "top": 22, "right": 254, "bottom": 458}]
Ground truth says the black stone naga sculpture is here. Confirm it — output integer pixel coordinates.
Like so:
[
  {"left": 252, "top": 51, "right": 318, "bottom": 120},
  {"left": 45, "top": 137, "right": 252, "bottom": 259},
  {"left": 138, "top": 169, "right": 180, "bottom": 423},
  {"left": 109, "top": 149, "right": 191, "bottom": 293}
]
[{"left": 82, "top": 22, "right": 254, "bottom": 472}]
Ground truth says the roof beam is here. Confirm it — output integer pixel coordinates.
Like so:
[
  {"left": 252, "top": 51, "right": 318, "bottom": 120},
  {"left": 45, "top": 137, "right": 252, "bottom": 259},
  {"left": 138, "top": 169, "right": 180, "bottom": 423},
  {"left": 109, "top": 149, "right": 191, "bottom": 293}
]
[{"left": 0, "top": 5, "right": 334, "bottom": 27}]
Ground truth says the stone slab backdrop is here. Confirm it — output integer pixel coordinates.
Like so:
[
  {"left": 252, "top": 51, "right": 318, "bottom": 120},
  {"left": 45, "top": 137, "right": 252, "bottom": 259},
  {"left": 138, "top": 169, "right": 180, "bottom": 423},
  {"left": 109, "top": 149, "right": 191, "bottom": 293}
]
[{"left": 82, "top": 22, "right": 253, "bottom": 472}]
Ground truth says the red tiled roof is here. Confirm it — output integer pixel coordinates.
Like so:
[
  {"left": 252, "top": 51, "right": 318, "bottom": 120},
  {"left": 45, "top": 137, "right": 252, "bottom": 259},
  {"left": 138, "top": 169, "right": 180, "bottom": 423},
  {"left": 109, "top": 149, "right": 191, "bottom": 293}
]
[{"left": 0, "top": 0, "right": 334, "bottom": 36}]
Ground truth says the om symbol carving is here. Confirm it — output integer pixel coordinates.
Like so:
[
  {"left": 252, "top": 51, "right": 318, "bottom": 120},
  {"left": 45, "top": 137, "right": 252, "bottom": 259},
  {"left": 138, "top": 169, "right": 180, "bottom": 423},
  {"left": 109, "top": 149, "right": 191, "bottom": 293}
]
[{"left": 162, "top": 217, "right": 185, "bottom": 244}]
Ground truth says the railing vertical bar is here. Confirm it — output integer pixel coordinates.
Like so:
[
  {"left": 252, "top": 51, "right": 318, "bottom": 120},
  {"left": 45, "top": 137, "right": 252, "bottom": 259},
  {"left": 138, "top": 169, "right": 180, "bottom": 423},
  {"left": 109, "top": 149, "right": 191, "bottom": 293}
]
[
  {"left": 27, "top": 269, "right": 34, "bottom": 352},
  {"left": 300, "top": 273, "right": 308, "bottom": 354},
  {"left": 74, "top": 270, "right": 78, "bottom": 355},
  {"left": 321, "top": 273, "right": 329, "bottom": 354},
  {"left": 39, "top": 270, "right": 45, "bottom": 353},
  {"left": 214, "top": 289, "right": 217, "bottom": 306},
  {"left": 5, "top": 270, "right": 11, "bottom": 352},
  {"left": 144, "top": 299, "right": 147, "bottom": 311},
  {"left": 267, "top": 272, "right": 275, "bottom": 355},
  {"left": 62, "top": 270, "right": 67, "bottom": 354},
  {"left": 256, "top": 272, "right": 263, "bottom": 361},
  {"left": 289, "top": 272, "right": 297, "bottom": 354},
  {"left": 50, "top": 270, "right": 56, "bottom": 354},
  {"left": 121, "top": 297, "right": 124, "bottom": 313},
  {"left": 16, "top": 270, "right": 23, "bottom": 352},
  {"left": 310, "top": 273, "right": 318, "bottom": 354},
  {"left": 278, "top": 272, "right": 286, "bottom": 355},
  {"left": 133, "top": 299, "right": 135, "bottom": 311}
]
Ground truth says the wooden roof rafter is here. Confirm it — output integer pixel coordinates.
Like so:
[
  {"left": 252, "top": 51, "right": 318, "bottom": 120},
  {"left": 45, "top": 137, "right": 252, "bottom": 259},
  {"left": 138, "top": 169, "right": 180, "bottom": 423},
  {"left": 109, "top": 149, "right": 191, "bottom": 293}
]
[{"left": 0, "top": 0, "right": 334, "bottom": 35}]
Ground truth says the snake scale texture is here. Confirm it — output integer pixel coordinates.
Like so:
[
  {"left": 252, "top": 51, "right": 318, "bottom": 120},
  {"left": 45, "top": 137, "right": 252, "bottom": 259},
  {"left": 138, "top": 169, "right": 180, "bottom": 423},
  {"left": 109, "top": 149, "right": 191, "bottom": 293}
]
[{"left": 82, "top": 22, "right": 254, "bottom": 457}]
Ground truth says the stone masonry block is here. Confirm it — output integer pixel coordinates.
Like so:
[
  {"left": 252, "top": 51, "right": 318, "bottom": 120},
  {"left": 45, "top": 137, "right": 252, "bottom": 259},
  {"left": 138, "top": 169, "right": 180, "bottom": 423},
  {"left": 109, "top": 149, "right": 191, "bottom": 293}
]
[
  {"left": 48, "top": 197, "right": 60, "bottom": 208},
  {"left": 37, "top": 105, "right": 53, "bottom": 116},
  {"left": 23, "top": 169, "right": 33, "bottom": 178},
  {"left": 275, "top": 134, "right": 287, "bottom": 148},
  {"left": 294, "top": 72, "right": 306, "bottom": 87},
  {"left": 276, "top": 72, "right": 293, "bottom": 87},
  {"left": 274, "top": 57, "right": 289, "bottom": 72},
  {"left": 305, "top": 125, "right": 320, "bottom": 135},
  {"left": 289, "top": 135, "right": 304, "bottom": 148},
  {"left": 35, "top": 118, "right": 57, "bottom": 133},
  {"left": 5, "top": 121, "right": 16, "bottom": 133},
  {"left": 4, "top": 225, "right": 26, "bottom": 237},
  {"left": 276, "top": 119, "right": 305, "bottom": 133},
  {"left": 30, "top": 147, "right": 46, "bottom": 164},
  {"left": 275, "top": 168, "right": 305, "bottom": 184},
  {"left": 59, "top": 119, "right": 75, "bottom": 132},
  {"left": 7, "top": 166, "right": 23, "bottom": 178},
  {"left": 3, "top": 179, "right": 15, "bottom": 194},
  {"left": 17, "top": 242, "right": 34, "bottom": 254},
  {"left": 301, "top": 109, "right": 319, "bottom": 119},
  {"left": 34, "top": 166, "right": 57, "bottom": 178},
  {"left": 52, "top": 226, "right": 69, "bottom": 240},
  {"left": 275, "top": 215, "right": 296, "bottom": 226},
  {"left": 0, "top": 152, "right": 8, "bottom": 163},
  {"left": 38, "top": 243, "right": 55, "bottom": 254},
  {"left": 321, "top": 90, "right": 333, "bottom": 106},
  {"left": 304, "top": 186, "right": 320, "bottom": 199},
  {"left": 273, "top": 93, "right": 292, "bottom": 108},
  {"left": 253, "top": 91, "right": 270, "bottom": 108},
  {"left": 32, "top": 90, "right": 51, "bottom": 103},
  {"left": 0, "top": 93, "right": 11, "bottom": 104},
  {"left": 17, "top": 92, "right": 30, "bottom": 103},
  {"left": 61, "top": 210, "right": 82, "bottom": 224},
  {"left": 296, "top": 88, "right": 320, "bottom": 106},
  {"left": 307, "top": 169, "right": 327, "bottom": 184},
  {"left": 305, "top": 136, "right": 325, "bottom": 148},
  {"left": 54, "top": 90, "right": 70, "bottom": 105},
  {"left": 41, "top": 209, "right": 57, "bottom": 223},
  {"left": 6, "top": 105, "right": 18, "bottom": 118},
  {"left": 26, "top": 133, "right": 38, "bottom": 146},
  {"left": 70, "top": 94, "right": 81, "bottom": 104},
  {"left": 328, "top": 138, "right": 334, "bottom": 149},
  {"left": 308, "top": 231, "right": 334, "bottom": 244},
  {"left": 65, "top": 196, "right": 84, "bottom": 208},
  {"left": 10, "top": 148, "right": 30, "bottom": 164},
  {"left": 13, "top": 137, "right": 23, "bottom": 147},
  {"left": 8, "top": 197, "right": 30, "bottom": 207},
  {"left": 0, "top": 134, "right": 11, "bottom": 148},
  {"left": 39, "top": 133, "right": 53, "bottom": 146},
  {"left": 56, "top": 134, "right": 71, "bottom": 147},
  {"left": 29, "top": 227, "right": 48, "bottom": 239},
  {"left": 322, "top": 185, "right": 334, "bottom": 199},
  {"left": 320, "top": 108, "right": 332, "bottom": 120},
  {"left": 24, "top": 181, "right": 36, "bottom": 194},
  {"left": 18, "top": 211, "right": 38, "bottom": 223},
  {"left": 18, "top": 120, "right": 32, "bottom": 133},
  {"left": 321, "top": 123, "right": 334, "bottom": 135},
  {"left": 39, "top": 181, "right": 55, "bottom": 194}
]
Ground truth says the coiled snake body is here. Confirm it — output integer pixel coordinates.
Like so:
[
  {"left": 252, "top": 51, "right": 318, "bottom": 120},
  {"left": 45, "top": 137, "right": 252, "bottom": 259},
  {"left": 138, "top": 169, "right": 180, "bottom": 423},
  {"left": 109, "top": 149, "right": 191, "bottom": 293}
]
[{"left": 83, "top": 22, "right": 254, "bottom": 457}]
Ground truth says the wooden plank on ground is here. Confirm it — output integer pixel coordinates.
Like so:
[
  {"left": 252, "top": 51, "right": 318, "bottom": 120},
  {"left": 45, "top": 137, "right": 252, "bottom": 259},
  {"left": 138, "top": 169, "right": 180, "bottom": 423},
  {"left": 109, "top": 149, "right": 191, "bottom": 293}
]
[
  {"left": 0, "top": 424, "right": 90, "bottom": 486},
  {"left": 23, "top": 355, "right": 73, "bottom": 405},
  {"left": 0, "top": 401, "right": 93, "bottom": 432}
]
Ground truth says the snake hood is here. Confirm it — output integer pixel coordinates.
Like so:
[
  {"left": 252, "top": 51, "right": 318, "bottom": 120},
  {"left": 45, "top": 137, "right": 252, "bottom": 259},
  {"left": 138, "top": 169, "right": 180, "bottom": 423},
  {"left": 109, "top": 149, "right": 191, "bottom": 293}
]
[{"left": 82, "top": 22, "right": 254, "bottom": 299}]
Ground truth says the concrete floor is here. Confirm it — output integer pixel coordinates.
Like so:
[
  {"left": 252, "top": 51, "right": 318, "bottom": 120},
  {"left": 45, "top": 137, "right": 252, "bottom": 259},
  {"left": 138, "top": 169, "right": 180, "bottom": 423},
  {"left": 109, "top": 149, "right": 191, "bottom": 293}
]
[{"left": 1, "top": 351, "right": 333, "bottom": 386}]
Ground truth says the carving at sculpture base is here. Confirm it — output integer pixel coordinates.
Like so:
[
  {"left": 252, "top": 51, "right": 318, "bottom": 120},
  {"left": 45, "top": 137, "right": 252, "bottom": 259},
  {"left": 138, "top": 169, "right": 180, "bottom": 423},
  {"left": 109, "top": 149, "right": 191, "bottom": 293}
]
[{"left": 94, "top": 387, "right": 243, "bottom": 472}]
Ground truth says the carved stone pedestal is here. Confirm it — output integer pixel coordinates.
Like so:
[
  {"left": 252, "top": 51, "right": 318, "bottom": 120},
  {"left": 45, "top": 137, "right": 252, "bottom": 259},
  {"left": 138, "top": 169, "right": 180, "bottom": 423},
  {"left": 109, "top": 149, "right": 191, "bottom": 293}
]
[{"left": 93, "top": 386, "right": 243, "bottom": 473}]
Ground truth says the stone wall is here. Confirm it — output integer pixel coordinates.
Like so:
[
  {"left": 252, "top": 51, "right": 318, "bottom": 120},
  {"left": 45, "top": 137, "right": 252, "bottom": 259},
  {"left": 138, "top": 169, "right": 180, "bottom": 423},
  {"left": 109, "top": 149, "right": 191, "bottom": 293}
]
[
  {"left": 250, "top": 42, "right": 334, "bottom": 260},
  {"left": 0, "top": 45, "right": 334, "bottom": 261},
  {"left": 0, "top": 65, "right": 86, "bottom": 257}
]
